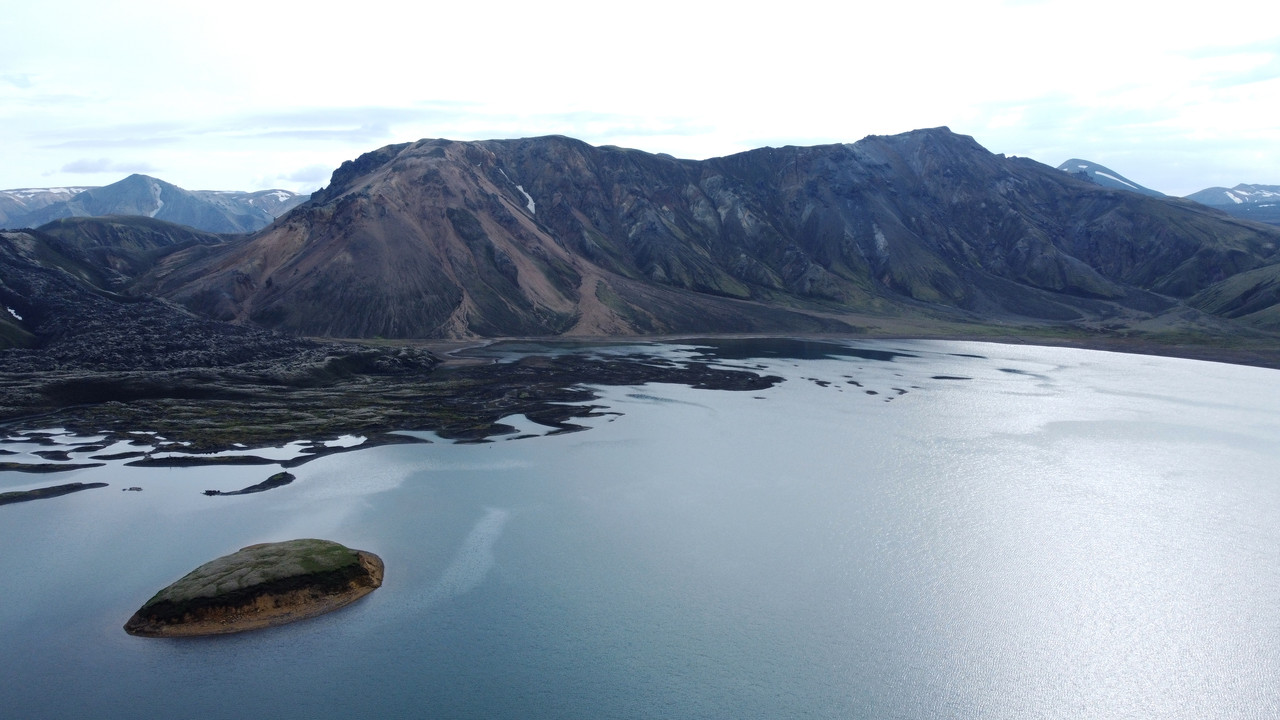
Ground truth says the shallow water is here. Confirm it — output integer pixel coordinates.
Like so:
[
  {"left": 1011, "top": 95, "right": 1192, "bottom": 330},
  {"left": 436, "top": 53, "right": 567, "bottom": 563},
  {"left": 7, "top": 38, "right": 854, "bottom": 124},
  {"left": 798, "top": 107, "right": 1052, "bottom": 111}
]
[{"left": 3, "top": 339, "right": 1279, "bottom": 719}]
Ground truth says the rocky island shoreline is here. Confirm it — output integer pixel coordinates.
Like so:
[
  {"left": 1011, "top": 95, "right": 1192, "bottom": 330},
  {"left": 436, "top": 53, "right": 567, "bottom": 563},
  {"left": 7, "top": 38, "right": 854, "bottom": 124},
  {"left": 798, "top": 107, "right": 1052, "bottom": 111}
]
[{"left": 124, "top": 539, "right": 385, "bottom": 637}]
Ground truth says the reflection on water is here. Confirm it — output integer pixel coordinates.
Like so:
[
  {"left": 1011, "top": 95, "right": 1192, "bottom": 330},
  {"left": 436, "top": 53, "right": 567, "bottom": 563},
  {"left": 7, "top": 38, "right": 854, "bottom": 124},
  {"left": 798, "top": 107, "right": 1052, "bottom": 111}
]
[
  {"left": 2, "top": 339, "right": 1280, "bottom": 719},
  {"left": 422, "top": 507, "right": 511, "bottom": 606}
]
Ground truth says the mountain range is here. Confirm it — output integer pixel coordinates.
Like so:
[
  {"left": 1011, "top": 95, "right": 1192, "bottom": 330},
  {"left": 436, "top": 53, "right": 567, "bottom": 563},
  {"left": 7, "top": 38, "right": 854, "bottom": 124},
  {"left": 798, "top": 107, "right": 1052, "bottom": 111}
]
[
  {"left": 0, "top": 186, "right": 95, "bottom": 227},
  {"left": 4, "top": 128, "right": 1280, "bottom": 358},
  {"left": 1057, "top": 160, "right": 1280, "bottom": 229},
  {"left": 1185, "top": 184, "right": 1280, "bottom": 226},
  {"left": 0, "top": 175, "right": 308, "bottom": 234}
]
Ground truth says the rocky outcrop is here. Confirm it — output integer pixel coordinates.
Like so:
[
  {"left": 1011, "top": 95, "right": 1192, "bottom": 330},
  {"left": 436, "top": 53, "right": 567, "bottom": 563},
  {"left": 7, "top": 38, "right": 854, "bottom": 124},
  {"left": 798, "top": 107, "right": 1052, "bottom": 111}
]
[{"left": 124, "top": 539, "right": 384, "bottom": 637}]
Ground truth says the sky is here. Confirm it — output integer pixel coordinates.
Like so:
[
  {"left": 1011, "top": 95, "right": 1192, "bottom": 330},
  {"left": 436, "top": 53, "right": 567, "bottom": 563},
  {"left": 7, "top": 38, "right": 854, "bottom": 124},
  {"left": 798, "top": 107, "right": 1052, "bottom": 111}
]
[{"left": 2, "top": 0, "right": 1277, "bottom": 197}]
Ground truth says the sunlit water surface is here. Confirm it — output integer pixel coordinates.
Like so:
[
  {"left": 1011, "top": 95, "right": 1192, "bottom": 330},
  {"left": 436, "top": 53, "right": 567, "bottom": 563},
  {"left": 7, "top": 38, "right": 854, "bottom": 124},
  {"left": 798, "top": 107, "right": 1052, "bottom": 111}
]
[{"left": 2, "top": 339, "right": 1279, "bottom": 719}]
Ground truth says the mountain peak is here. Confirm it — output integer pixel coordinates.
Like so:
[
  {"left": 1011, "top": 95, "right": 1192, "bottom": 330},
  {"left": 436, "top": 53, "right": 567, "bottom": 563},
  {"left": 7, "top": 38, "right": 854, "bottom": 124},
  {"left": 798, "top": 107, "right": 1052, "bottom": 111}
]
[{"left": 1056, "top": 159, "right": 1164, "bottom": 197}]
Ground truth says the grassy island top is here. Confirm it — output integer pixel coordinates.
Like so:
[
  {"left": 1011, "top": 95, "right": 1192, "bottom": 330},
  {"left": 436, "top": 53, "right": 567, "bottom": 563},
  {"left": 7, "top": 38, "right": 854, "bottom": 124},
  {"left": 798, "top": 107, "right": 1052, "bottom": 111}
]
[{"left": 142, "top": 539, "right": 362, "bottom": 609}]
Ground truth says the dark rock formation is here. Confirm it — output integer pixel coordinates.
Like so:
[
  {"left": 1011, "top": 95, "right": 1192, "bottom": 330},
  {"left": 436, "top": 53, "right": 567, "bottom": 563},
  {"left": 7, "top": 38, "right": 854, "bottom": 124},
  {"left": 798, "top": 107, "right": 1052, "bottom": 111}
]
[{"left": 203, "top": 472, "right": 295, "bottom": 495}]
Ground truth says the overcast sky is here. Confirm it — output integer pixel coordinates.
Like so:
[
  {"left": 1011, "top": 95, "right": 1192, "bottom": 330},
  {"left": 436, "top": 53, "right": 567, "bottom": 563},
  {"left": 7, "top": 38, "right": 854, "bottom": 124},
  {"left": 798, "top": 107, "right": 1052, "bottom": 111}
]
[{"left": 3, "top": 0, "right": 1277, "bottom": 196}]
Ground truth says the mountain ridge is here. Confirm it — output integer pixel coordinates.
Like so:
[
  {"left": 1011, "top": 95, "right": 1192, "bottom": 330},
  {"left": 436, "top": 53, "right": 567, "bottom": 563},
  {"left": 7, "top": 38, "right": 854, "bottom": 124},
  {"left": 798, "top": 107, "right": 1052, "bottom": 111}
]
[
  {"left": 1185, "top": 183, "right": 1280, "bottom": 226},
  {"left": 4, "top": 128, "right": 1277, "bottom": 351},
  {"left": 0, "top": 176, "right": 308, "bottom": 234},
  {"left": 130, "top": 128, "right": 1280, "bottom": 340},
  {"left": 1054, "top": 158, "right": 1280, "bottom": 228}
]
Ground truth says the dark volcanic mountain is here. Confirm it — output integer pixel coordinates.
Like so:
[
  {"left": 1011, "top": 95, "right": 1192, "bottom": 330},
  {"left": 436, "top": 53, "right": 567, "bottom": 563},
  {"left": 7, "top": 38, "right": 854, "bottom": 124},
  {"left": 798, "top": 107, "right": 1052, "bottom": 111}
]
[
  {"left": 0, "top": 226, "right": 442, "bottom": 429},
  {"left": 136, "top": 129, "right": 1280, "bottom": 339},
  {"left": 1186, "top": 184, "right": 1280, "bottom": 226},
  {"left": 35, "top": 216, "right": 226, "bottom": 282},
  {"left": 3, "top": 176, "right": 307, "bottom": 234},
  {"left": 0, "top": 228, "right": 313, "bottom": 367}
]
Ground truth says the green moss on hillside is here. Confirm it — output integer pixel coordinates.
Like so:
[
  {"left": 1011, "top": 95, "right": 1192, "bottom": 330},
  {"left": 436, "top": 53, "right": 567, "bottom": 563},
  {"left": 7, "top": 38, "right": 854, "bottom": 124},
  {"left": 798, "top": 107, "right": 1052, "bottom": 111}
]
[{"left": 140, "top": 539, "right": 362, "bottom": 611}]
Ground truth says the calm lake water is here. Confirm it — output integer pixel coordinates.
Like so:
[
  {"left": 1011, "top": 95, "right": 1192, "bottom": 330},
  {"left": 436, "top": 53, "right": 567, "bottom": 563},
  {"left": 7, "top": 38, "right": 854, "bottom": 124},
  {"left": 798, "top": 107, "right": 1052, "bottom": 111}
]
[{"left": 3, "top": 339, "right": 1279, "bottom": 719}]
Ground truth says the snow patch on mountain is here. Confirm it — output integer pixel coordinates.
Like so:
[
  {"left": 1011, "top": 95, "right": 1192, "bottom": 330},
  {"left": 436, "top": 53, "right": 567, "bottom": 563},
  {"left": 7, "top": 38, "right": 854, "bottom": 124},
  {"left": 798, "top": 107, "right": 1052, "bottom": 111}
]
[
  {"left": 1094, "top": 171, "right": 1139, "bottom": 191},
  {"left": 1056, "top": 159, "right": 1163, "bottom": 197},
  {"left": 1188, "top": 184, "right": 1280, "bottom": 208},
  {"left": 1, "top": 187, "right": 92, "bottom": 199},
  {"left": 516, "top": 185, "right": 535, "bottom": 214},
  {"left": 147, "top": 178, "right": 164, "bottom": 217},
  {"left": 873, "top": 224, "right": 888, "bottom": 255},
  {"left": 498, "top": 169, "right": 536, "bottom": 214}
]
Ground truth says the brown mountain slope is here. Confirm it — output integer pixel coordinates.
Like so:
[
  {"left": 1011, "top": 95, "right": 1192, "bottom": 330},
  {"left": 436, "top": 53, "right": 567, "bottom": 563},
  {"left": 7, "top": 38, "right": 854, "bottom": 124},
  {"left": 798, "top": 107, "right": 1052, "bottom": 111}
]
[
  {"left": 136, "top": 129, "right": 1280, "bottom": 339},
  {"left": 138, "top": 139, "right": 854, "bottom": 338}
]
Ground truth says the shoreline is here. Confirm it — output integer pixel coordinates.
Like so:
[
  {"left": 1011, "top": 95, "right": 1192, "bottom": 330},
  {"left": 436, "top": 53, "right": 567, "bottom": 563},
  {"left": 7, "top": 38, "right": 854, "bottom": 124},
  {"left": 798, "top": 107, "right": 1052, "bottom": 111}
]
[
  {"left": 402, "top": 330, "right": 1280, "bottom": 372},
  {"left": 2, "top": 332, "right": 1276, "bottom": 470}
]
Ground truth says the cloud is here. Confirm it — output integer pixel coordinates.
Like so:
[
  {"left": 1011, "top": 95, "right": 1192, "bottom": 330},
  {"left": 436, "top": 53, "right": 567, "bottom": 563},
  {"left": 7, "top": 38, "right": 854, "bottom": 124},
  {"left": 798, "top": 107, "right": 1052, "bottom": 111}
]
[
  {"left": 1206, "top": 56, "right": 1280, "bottom": 89},
  {"left": 215, "top": 105, "right": 473, "bottom": 142},
  {"left": 60, "top": 158, "right": 158, "bottom": 174},
  {"left": 2, "top": 73, "right": 33, "bottom": 89},
  {"left": 6, "top": 1, "right": 1278, "bottom": 194},
  {"left": 283, "top": 164, "right": 332, "bottom": 184},
  {"left": 43, "top": 123, "right": 185, "bottom": 149},
  {"left": 244, "top": 123, "right": 395, "bottom": 144},
  {"left": 230, "top": 105, "right": 463, "bottom": 128},
  {"left": 1181, "top": 38, "right": 1280, "bottom": 60}
]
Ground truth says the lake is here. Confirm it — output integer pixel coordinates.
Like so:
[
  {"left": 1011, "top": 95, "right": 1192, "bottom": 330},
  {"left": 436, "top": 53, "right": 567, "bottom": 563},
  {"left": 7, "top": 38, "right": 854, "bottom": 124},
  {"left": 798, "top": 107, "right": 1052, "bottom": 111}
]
[{"left": 2, "top": 338, "right": 1279, "bottom": 719}]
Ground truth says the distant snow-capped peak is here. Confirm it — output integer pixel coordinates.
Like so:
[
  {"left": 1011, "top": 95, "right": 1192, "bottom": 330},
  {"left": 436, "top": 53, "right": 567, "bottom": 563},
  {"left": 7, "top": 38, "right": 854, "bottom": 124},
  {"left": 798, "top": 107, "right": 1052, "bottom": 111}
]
[{"left": 1056, "top": 159, "right": 1164, "bottom": 198}]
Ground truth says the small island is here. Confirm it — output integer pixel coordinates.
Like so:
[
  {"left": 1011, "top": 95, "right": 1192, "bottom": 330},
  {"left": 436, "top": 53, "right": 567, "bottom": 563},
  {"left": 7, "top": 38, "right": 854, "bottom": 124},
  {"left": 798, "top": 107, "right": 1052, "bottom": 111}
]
[
  {"left": 0, "top": 481, "right": 108, "bottom": 504},
  {"left": 124, "top": 539, "right": 383, "bottom": 637}
]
